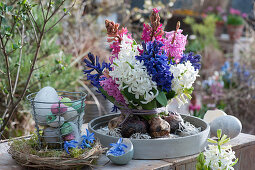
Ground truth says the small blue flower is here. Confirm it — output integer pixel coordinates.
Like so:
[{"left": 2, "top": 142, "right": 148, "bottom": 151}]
[
  {"left": 80, "top": 129, "right": 95, "bottom": 149},
  {"left": 108, "top": 138, "right": 128, "bottom": 156},
  {"left": 64, "top": 140, "right": 78, "bottom": 154},
  {"left": 180, "top": 52, "right": 201, "bottom": 71}
]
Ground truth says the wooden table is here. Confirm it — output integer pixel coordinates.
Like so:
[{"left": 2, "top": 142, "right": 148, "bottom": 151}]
[{"left": 1, "top": 124, "right": 255, "bottom": 170}]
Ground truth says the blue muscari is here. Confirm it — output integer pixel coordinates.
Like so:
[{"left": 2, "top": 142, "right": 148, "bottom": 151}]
[
  {"left": 64, "top": 140, "right": 78, "bottom": 154},
  {"left": 108, "top": 138, "right": 128, "bottom": 156},
  {"left": 136, "top": 40, "right": 173, "bottom": 92},
  {"left": 83, "top": 53, "right": 111, "bottom": 90},
  {"left": 64, "top": 129, "right": 95, "bottom": 154},
  {"left": 180, "top": 52, "right": 201, "bottom": 71}
]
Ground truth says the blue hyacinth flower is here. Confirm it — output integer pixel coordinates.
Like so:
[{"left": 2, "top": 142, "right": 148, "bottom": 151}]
[
  {"left": 136, "top": 40, "right": 174, "bottom": 92},
  {"left": 180, "top": 52, "right": 201, "bottom": 71},
  {"left": 64, "top": 140, "right": 78, "bottom": 154},
  {"left": 108, "top": 138, "right": 128, "bottom": 156},
  {"left": 83, "top": 52, "right": 112, "bottom": 90},
  {"left": 80, "top": 129, "right": 95, "bottom": 149}
]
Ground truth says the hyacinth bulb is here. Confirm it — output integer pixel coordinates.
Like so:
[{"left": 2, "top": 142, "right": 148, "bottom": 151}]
[{"left": 120, "top": 116, "right": 149, "bottom": 138}]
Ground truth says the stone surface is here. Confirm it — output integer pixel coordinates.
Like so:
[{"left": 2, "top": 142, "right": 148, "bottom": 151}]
[
  {"left": 210, "top": 115, "right": 242, "bottom": 139},
  {"left": 203, "top": 109, "right": 227, "bottom": 123}
]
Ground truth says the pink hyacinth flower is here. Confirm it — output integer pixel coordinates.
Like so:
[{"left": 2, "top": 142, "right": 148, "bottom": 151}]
[
  {"left": 99, "top": 76, "right": 127, "bottom": 106},
  {"left": 165, "top": 29, "right": 187, "bottom": 62},
  {"left": 242, "top": 13, "right": 248, "bottom": 18},
  {"left": 153, "top": 8, "right": 160, "bottom": 13},
  {"left": 141, "top": 24, "right": 152, "bottom": 43}
]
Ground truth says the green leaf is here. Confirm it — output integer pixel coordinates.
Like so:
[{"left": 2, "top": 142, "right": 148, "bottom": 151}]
[
  {"left": 125, "top": 61, "right": 134, "bottom": 69},
  {"left": 217, "top": 129, "right": 222, "bottom": 139},
  {"left": 63, "top": 8, "right": 67, "bottom": 12},
  {"left": 22, "top": 0, "right": 27, "bottom": 5},
  {"left": 156, "top": 91, "right": 168, "bottom": 106},
  {"left": 12, "top": 43, "right": 19, "bottom": 50},
  {"left": 231, "top": 158, "right": 238, "bottom": 166},
  {"left": 165, "top": 90, "right": 175, "bottom": 100},
  {"left": 207, "top": 138, "right": 217, "bottom": 144}
]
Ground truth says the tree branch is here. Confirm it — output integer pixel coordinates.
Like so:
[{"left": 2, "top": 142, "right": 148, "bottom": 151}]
[
  {"left": 0, "top": 36, "right": 14, "bottom": 105},
  {"left": 46, "top": 0, "right": 65, "bottom": 21}
]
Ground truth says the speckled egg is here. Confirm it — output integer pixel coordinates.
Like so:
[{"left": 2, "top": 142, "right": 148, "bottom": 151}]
[{"left": 210, "top": 115, "right": 242, "bottom": 139}]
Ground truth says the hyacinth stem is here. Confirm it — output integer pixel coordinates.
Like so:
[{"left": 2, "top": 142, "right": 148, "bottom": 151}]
[{"left": 171, "top": 21, "right": 181, "bottom": 44}]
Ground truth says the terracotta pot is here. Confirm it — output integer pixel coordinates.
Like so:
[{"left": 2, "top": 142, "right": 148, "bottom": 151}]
[
  {"left": 227, "top": 24, "right": 244, "bottom": 41},
  {"left": 215, "top": 21, "right": 224, "bottom": 37}
]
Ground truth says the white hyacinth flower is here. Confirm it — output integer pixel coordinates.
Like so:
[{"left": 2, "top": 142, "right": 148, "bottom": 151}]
[
  {"left": 170, "top": 60, "right": 199, "bottom": 106},
  {"left": 109, "top": 35, "right": 158, "bottom": 104},
  {"left": 204, "top": 144, "right": 237, "bottom": 170}
]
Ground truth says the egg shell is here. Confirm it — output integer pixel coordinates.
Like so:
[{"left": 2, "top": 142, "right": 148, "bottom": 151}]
[
  {"left": 210, "top": 115, "right": 242, "bottom": 139},
  {"left": 61, "top": 97, "right": 72, "bottom": 107},
  {"left": 60, "top": 122, "right": 73, "bottom": 136},
  {"left": 51, "top": 103, "right": 68, "bottom": 115},
  {"left": 63, "top": 133, "right": 75, "bottom": 141},
  {"left": 204, "top": 109, "right": 227, "bottom": 123},
  {"left": 43, "top": 127, "right": 61, "bottom": 143},
  {"left": 62, "top": 107, "right": 78, "bottom": 121},
  {"left": 106, "top": 138, "right": 134, "bottom": 165},
  {"left": 34, "top": 87, "right": 59, "bottom": 125},
  {"left": 48, "top": 116, "right": 65, "bottom": 128},
  {"left": 72, "top": 101, "right": 85, "bottom": 114}
]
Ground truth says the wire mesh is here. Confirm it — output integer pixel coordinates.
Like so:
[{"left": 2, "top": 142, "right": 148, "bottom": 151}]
[{"left": 26, "top": 91, "right": 87, "bottom": 150}]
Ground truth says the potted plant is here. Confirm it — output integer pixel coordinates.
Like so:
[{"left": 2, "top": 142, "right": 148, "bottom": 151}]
[{"left": 227, "top": 8, "right": 247, "bottom": 41}]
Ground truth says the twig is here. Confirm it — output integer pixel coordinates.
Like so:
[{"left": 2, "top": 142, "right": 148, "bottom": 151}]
[
  {"left": 44, "top": 0, "right": 76, "bottom": 34},
  {"left": 28, "top": 11, "right": 41, "bottom": 33},
  {"left": 46, "top": 0, "right": 65, "bottom": 21},
  {"left": 39, "top": 0, "right": 45, "bottom": 21},
  {"left": 27, "top": 13, "right": 39, "bottom": 43},
  {"left": 12, "top": 24, "right": 25, "bottom": 96},
  {"left": 45, "top": 0, "right": 52, "bottom": 19},
  {"left": 0, "top": 36, "right": 14, "bottom": 104}
]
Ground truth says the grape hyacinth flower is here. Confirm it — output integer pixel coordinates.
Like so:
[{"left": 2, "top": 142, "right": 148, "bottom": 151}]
[
  {"left": 64, "top": 140, "right": 78, "bottom": 154},
  {"left": 136, "top": 40, "right": 174, "bottom": 92},
  {"left": 83, "top": 53, "right": 111, "bottom": 90},
  {"left": 80, "top": 129, "right": 95, "bottom": 149},
  {"left": 107, "top": 138, "right": 128, "bottom": 156}
]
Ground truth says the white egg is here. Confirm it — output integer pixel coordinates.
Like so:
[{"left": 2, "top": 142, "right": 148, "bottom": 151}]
[
  {"left": 210, "top": 115, "right": 242, "bottom": 139},
  {"left": 62, "top": 107, "right": 78, "bottom": 122},
  {"left": 203, "top": 109, "right": 227, "bottom": 123},
  {"left": 33, "top": 86, "right": 59, "bottom": 125}
]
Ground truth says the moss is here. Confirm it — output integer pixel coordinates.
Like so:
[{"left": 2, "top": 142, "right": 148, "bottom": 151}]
[{"left": 9, "top": 133, "right": 92, "bottom": 158}]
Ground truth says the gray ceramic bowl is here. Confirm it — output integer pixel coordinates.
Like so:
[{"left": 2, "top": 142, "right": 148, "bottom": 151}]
[
  {"left": 106, "top": 138, "right": 134, "bottom": 165},
  {"left": 88, "top": 113, "right": 210, "bottom": 159}
]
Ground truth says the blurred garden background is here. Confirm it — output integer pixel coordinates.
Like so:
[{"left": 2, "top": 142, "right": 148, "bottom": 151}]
[{"left": 0, "top": 0, "right": 255, "bottom": 139}]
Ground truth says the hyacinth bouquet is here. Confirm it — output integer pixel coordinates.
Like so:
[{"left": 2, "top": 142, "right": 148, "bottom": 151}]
[{"left": 84, "top": 9, "right": 201, "bottom": 138}]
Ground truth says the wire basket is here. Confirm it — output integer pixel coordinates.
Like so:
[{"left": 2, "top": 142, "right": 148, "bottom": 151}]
[{"left": 26, "top": 91, "right": 87, "bottom": 150}]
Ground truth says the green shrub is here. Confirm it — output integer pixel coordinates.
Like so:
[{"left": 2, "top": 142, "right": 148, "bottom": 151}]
[{"left": 227, "top": 14, "right": 244, "bottom": 26}]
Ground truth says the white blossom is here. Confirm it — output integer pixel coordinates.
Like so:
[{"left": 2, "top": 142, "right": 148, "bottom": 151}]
[
  {"left": 204, "top": 144, "right": 237, "bottom": 170},
  {"left": 109, "top": 35, "right": 158, "bottom": 104},
  {"left": 169, "top": 61, "right": 199, "bottom": 106}
]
